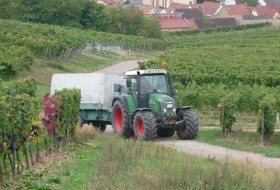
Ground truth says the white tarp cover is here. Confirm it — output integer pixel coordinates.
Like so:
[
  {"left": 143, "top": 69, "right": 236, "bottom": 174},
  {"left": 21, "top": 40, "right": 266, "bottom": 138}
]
[{"left": 50, "top": 73, "right": 125, "bottom": 110}]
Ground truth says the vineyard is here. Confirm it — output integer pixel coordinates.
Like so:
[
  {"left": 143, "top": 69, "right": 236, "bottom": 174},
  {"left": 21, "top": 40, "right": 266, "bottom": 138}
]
[
  {"left": 141, "top": 27, "right": 280, "bottom": 139},
  {"left": 0, "top": 78, "right": 81, "bottom": 183},
  {"left": 0, "top": 19, "right": 167, "bottom": 79},
  {"left": 166, "top": 22, "right": 272, "bottom": 37}
]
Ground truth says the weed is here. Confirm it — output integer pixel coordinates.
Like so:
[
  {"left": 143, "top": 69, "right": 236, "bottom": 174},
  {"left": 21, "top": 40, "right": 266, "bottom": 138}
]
[{"left": 48, "top": 177, "right": 61, "bottom": 184}]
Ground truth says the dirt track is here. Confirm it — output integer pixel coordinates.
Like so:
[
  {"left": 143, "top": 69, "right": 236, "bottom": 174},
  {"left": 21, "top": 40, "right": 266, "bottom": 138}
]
[
  {"left": 97, "top": 60, "right": 139, "bottom": 74},
  {"left": 102, "top": 60, "right": 280, "bottom": 170}
]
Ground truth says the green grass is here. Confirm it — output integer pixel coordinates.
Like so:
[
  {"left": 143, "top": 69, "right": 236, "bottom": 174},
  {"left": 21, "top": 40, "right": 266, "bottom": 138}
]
[
  {"left": 199, "top": 109, "right": 259, "bottom": 129},
  {"left": 197, "top": 129, "right": 280, "bottom": 157},
  {"left": 5, "top": 135, "right": 280, "bottom": 189},
  {"left": 3, "top": 142, "right": 101, "bottom": 190},
  {"left": 36, "top": 85, "right": 50, "bottom": 98}
]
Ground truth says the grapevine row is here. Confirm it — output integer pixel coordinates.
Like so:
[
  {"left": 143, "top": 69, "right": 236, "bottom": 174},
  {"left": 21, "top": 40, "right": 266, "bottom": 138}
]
[
  {"left": 142, "top": 28, "right": 280, "bottom": 89},
  {"left": 0, "top": 78, "right": 81, "bottom": 180},
  {"left": 166, "top": 22, "right": 272, "bottom": 37}
]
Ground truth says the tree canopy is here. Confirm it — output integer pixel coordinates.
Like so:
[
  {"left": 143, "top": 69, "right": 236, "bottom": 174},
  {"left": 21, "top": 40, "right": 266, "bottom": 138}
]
[{"left": 0, "top": 0, "right": 163, "bottom": 39}]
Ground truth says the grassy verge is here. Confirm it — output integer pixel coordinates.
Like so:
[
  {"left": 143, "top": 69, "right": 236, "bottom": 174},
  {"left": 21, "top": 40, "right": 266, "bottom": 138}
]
[
  {"left": 197, "top": 129, "right": 280, "bottom": 157},
  {"left": 87, "top": 136, "right": 280, "bottom": 190},
  {"left": 4, "top": 134, "right": 280, "bottom": 189}
]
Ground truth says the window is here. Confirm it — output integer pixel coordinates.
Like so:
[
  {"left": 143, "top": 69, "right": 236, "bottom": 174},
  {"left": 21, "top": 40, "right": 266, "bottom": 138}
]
[{"left": 140, "top": 75, "right": 168, "bottom": 94}]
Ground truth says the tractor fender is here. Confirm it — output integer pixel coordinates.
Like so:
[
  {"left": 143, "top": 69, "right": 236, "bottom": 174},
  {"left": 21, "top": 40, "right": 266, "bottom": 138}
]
[
  {"left": 175, "top": 106, "right": 195, "bottom": 128},
  {"left": 111, "top": 96, "right": 130, "bottom": 113},
  {"left": 176, "top": 106, "right": 194, "bottom": 113},
  {"left": 133, "top": 108, "right": 152, "bottom": 116}
]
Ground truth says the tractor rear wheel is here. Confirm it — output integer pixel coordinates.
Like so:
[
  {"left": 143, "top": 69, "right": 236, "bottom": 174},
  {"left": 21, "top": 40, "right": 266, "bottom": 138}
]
[
  {"left": 177, "top": 109, "right": 199, "bottom": 140},
  {"left": 133, "top": 111, "right": 157, "bottom": 140},
  {"left": 112, "top": 100, "right": 131, "bottom": 137},
  {"left": 157, "top": 127, "right": 175, "bottom": 137}
]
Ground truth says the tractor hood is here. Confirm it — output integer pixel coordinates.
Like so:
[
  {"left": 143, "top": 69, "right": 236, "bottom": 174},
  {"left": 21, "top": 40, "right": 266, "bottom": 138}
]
[{"left": 148, "top": 93, "right": 176, "bottom": 115}]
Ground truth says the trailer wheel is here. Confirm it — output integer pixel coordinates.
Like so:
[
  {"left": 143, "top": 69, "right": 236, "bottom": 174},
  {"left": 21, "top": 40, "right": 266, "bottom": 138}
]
[
  {"left": 177, "top": 109, "right": 199, "bottom": 140},
  {"left": 112, "top": 100, "right": 131, "bottom": 137},
  {"left": 99, "top": 124, "right": 106, "bottom": 132},
  {"left": 133, "top": 111, "right": 157, "bottom": 140},
  {"left": 78, "top": 116, "right": 85, "bottom": 128}
]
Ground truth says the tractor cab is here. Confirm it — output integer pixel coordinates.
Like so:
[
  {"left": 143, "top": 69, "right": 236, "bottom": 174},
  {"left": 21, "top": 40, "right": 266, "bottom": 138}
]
[{"left": 125, "top": 69, "right": 175, "bottom": 114}]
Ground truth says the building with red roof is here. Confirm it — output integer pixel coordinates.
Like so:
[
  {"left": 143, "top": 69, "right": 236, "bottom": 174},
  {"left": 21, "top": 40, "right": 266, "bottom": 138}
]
[
  {"left": 166, "top": 2, "right": 189, "bottom": 13},
  {"left": 155, "top": 13, "right": 197, "bottom": 31},
  {"left": 226, "top": 4, "right": 252, "bottom": 16},
  {"left": 252, "top": 6, "right": 279, "bottom": 19},
  {"left": 191, "top": 1, "right": 222, "bottom": 16}
]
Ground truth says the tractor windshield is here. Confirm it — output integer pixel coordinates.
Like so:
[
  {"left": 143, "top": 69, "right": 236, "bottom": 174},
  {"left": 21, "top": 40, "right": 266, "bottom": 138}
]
[{"left": 140, "top": 75, "right": 168, "bottom": 94}]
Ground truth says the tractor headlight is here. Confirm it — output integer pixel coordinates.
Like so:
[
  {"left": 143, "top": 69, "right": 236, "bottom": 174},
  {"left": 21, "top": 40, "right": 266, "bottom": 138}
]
[
  {"left": 160, "top": 100, "right": 175, "bottom": 113},
  {"left": 160, "top": 101, "right": 175, "bottom": 113},
  {"left": 166, "top": 103, "right": 173, "bottom": 109}
]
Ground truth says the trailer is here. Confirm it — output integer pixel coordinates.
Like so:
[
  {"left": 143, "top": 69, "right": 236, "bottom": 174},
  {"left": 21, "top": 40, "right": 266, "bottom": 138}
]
[{"left": 50, "top": 72, "right": 125, "bottom": 131}]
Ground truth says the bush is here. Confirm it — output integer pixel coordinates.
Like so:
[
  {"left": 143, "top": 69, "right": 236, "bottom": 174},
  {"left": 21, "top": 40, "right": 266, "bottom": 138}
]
[
  {"left": 257, "top": 95, "right": 277, "bottom": 142},
  {"left": 218, "top": 93, "right": 239, "bottom": 135}
]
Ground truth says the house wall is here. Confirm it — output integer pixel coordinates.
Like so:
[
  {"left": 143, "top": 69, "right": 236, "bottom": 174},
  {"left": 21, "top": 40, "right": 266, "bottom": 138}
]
[
  {"left": 252, "top": 9, "right": 258, "bottom": 16},
  {"left": 215, "top": 6, "right": 230, "bottom": 17},
  {"left": 273, "top": 12, "right": 279, "bottom": 19},
  {"left": 162, "top": 28, "right": 189, "bottom": 32},
  {"left": 235, "top": 16, "right": 280, "bottom": 25},
  {"left": 172, "top": 0, "right": 196, "bottom": 5},
  {"left": 143, "top": 0, "right": 153, "bottom": 6}
]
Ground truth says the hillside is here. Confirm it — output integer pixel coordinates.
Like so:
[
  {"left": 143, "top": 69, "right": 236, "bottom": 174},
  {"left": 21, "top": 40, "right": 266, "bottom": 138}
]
[
  {"left": 141, "top": 26, "right": 280, "bottom": 110},
  {"left": 0, "top": 19, "right": 166, "bottom": 80}
]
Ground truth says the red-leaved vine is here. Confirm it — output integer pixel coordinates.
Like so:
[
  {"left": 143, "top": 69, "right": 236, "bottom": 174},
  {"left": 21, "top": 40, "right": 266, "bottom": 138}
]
[{"left": 41, "top": 93, "right": 61, "bottom": 135}]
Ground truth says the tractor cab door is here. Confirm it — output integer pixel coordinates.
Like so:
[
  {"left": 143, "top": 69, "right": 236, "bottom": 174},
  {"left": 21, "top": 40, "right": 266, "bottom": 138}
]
[{"left": 139, "top": 75, "right": 169, "bottom": 108}]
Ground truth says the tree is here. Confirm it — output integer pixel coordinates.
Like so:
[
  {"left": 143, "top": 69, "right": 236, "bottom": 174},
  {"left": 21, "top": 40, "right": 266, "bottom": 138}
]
[
  {"left": 11, "top": 0, "right": 84, "bottom": 27},
  {"left": 236, "top": 0, "right": 259, "bottom": 7},
  {"left": 0, "top": 0, "right": 12, "bottom": 19},
  {"left": 105, "top": 6, "right": 144, "bottom": 35},
  {"left": 38, "top": 0, "right": 84, "bottom": 27},
  {"left": 80, "top": 1, "right": 109, "bottom": 31},
  {"left": 140, "top": 16, "right": 163, "bottom": 39},
  {"left": 10, "top": 0, "right": 43, "bottom": 22}
]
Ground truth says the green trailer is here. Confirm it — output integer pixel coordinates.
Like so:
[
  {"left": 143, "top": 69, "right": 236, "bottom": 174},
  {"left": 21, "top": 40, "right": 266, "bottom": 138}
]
[
  {"left": 79, "top": 103, "right": 111, "bottom": 131},
  {"left": 51, "top": 72, "right": 126, "bottom": 132}
]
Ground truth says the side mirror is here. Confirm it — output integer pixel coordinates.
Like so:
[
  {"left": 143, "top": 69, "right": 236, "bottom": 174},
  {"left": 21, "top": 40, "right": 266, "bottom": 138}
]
[
  {"left": 180, "top": 77, "right": 187, "bottom": 85},
  {"left": 126, "top": 78, "right": 132, "bottom": 87}
]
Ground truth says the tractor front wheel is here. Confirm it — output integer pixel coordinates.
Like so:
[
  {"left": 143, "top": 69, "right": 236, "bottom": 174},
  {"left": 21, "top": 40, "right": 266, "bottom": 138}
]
[
  {"left": 133, "top": 111, "right": 157, "bottom": 140},
  {"left": 112, "top": 100, "right": 131, "bottom": 137},
  {"left": 177, "top": 109, "right": 199, "bottom": 140}
]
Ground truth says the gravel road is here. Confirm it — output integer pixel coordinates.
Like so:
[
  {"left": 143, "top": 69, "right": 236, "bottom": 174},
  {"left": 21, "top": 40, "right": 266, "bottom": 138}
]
[
  {"left": 101, "top": 60, "right": 280, "bottom": 170},
  {"left": 97, "top": 60, "right": 139, "bottom": 74}
]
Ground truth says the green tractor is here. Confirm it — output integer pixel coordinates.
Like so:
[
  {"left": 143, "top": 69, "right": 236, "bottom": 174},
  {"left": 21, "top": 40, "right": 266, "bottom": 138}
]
[{"left": 111, "top": 69, "right": 199, "bottom": 140}]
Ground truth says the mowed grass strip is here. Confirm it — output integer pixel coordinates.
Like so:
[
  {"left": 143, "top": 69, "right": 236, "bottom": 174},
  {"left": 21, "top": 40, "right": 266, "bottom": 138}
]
[{"left": 197, "top": 129, "right": 280, "bottom": 157}]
